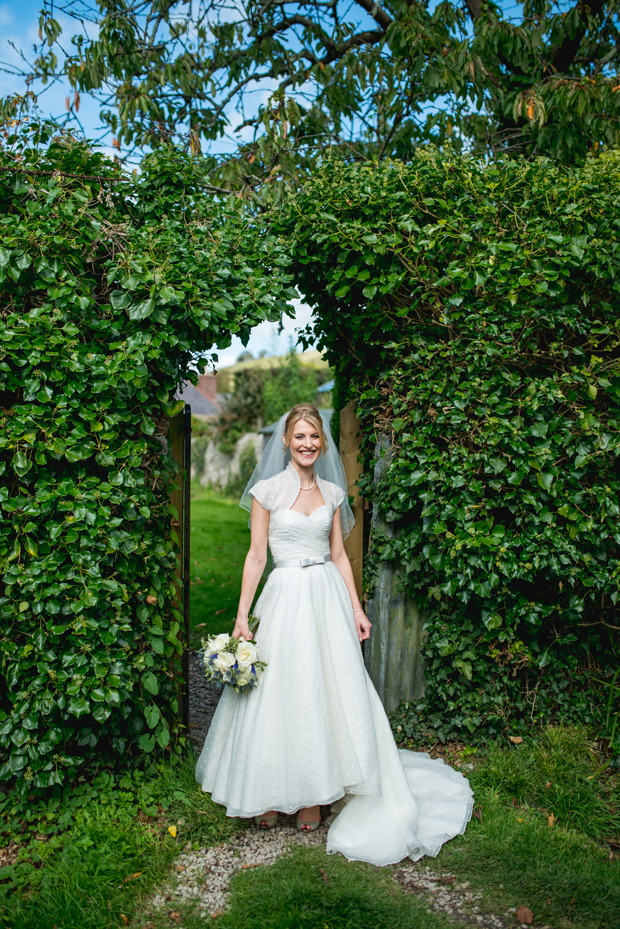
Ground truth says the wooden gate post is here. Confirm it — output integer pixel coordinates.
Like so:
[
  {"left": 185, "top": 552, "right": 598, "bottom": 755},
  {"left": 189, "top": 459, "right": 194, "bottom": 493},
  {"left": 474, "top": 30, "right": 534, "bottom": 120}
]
[
  {"left": 169, "top": 405, "right": 192, "bottom": 730},
  {"left": 339, "top": 401, "right": 363, "bottom": 601},
  {"left": 364, "top": 436, "right": 426, "bottom": 712}
]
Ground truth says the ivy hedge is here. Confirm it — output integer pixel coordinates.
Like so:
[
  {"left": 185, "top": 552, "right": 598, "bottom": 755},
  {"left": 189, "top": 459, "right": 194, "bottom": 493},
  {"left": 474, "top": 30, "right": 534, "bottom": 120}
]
[
  {"left": 0, "top": 124, "right": 295, "bottom": 791},
  {"left": 281, "top": 151, "right": 620, "bottom": 741},
  {"left": 3, "top": 123, "right": 620, "bottom": 788}
]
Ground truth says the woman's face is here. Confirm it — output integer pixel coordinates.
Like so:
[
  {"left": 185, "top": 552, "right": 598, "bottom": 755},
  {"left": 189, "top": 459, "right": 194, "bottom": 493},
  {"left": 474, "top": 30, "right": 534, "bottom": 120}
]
[{"left": 285, "top": 418, "right": 322, "bottom": 469}]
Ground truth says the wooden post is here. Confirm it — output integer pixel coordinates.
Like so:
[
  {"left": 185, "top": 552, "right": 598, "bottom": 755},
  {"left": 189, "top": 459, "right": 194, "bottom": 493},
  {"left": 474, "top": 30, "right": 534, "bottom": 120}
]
[
  {"left": 339, "top": 401, "right": 363, "bottom": 601},
  {"left": 364, "top": 436, "right": 426, "bottom": 712}
]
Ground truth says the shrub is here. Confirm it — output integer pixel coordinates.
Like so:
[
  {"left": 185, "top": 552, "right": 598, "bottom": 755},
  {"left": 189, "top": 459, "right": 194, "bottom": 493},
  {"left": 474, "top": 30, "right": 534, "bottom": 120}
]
[
  {"left": 0, "top": 123, "right": 295, "bottom": 791},
  {"left": 261, "top": 349, "right": 318, "bottom": 423},
  {"left": 279, "top": 150, "right": 620, "bottom": 740}
]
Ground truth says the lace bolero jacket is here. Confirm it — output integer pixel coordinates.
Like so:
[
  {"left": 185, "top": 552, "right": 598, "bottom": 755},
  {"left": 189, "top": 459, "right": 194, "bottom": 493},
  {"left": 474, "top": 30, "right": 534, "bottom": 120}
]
[{"left": 249, "top": 462, "right": 345, "bottom": 516}]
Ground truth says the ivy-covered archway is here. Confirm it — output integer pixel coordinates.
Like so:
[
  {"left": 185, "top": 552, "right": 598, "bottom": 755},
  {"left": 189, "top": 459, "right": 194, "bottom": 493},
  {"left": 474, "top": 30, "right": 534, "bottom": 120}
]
[
  {"left": 2, "top": 127, "right": 620, "bottom": 793},
  {"left": 279, "top": 152, "right": 620, "bottom": 746}
]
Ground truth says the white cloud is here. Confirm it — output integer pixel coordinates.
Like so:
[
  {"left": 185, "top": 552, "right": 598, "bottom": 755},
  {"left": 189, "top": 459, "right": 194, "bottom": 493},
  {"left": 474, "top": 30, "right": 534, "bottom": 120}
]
[{"left": 215, "top": 300, "right": 317, "bottom": 368}]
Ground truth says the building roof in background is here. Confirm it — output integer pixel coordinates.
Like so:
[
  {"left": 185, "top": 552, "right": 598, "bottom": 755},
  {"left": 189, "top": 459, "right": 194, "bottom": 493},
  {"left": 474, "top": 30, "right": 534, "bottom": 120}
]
[{"left": 176, "top": 383, "right": 220, "bottom": 417}]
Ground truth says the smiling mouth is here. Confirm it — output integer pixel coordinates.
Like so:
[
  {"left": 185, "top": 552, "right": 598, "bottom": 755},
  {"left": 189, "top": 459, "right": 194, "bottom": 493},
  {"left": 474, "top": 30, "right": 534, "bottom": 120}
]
[{"left": 299, "top": 449, "right": 318, "bottom": 457}]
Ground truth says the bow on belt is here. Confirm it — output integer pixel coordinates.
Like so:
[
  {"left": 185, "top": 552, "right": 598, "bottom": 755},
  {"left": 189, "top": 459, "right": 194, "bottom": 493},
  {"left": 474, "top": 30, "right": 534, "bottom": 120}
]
[{"left": 274, "top": 554, "right": 332, "bottom": 569}]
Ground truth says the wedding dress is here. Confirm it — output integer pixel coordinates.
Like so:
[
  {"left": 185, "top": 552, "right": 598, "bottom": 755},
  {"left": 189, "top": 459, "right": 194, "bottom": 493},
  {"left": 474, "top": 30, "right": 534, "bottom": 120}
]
[{"left": 195, "top": 462, "right": 474, "bottom": 866}]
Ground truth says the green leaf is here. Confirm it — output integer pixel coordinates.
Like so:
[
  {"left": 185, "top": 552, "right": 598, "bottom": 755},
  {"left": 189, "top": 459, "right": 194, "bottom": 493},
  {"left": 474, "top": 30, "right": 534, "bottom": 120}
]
[
  {"left": 484, "top": 613, "right": 503, "bottom": 630},
  {"left": 145, "top": 704, "right": 160, "bottom": 729},
  {"left": 138, "top": 733, "right": 156, "bottom": 752},
  {"left": 13, "top": 451, "right": 32, "bottom": 477},
  {"left": 454, "top": 659, "right": 473, "bottom": 680},
  {"left": 156, "top": 725, "right": 170, "bottom": 748},
  {"left": 537, "top": 472, "right": 554, "bottom": 490},
  {"left": 165, "top": 399, "right": 185, "bottom": 417},
  {"left": 110, "top": 290, "right": 131, "bottom": 309},
  {"left": 530, "top": 422, "right": 548, "bottom": 439},
  {"left": 142, "top": 671, "right": 159, "bottom": 695}
]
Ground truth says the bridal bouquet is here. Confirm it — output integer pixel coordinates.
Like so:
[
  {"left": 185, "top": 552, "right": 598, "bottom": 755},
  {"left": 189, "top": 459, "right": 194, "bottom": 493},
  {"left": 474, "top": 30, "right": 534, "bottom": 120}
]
[{"left": 199, "top": 617, "right": 266, "bottom": 693}]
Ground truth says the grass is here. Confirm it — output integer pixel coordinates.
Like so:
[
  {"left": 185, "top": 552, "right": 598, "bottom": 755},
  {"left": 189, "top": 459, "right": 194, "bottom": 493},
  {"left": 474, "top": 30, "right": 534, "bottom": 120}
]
[
  {"left": 439, "top": 726, "right": 620, "bottom": 929},
  {"left": 189, "top": 484, "right": 262, "bottom": 647},
  {"left": 0, "top": 755, "right": 241, "bottom": 929},
  {"left": 2, "top": 727, "right": 619, "bottom": 929},
  {"left": 471, "top": 725, "right": 620, "bottom": 842},
  {"left": 218, "top": 846, "right": 451, "bottom": 929},
  {"left": 143, "top": 845, "right": 454, "bottom": 929},
  {"left": 152, "top": 727, "right": 620, "bottom": 929}
]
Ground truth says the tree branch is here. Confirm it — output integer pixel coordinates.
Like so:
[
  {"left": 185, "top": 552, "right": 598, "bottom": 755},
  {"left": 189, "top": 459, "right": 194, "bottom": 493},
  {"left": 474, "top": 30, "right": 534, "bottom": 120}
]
[
  {"left": 593, "top": 31, "right": 620, "bottom": 75},
  {"left": 464, "top": 0, "right": 482, "bottom": 22},
  {"left": 350, "top": 0, "right": 393, "bottom": 31},
  {"left": 551, "top": 0, "right": 605, "bottom": 74}
]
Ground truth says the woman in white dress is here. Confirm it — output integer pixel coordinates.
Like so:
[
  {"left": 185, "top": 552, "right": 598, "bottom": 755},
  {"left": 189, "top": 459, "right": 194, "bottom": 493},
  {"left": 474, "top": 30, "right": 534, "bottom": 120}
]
[{"left": 196, "top": 403, "right": 473, "bottom": 865}]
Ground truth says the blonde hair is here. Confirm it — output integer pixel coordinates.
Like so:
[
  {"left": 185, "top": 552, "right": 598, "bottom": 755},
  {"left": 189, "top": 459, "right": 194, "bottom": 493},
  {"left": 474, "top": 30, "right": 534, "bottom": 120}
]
[{"left": 283, "top": 403, "right": 328, "bottom": 456}]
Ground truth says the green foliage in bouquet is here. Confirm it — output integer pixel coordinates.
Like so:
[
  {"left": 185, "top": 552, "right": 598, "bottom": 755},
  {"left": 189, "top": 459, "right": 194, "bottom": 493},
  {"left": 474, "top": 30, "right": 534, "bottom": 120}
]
[
  {"left": 279, "top": 150, "right": 620, "bottom": 742},
  {"left": 0, "top": 121, "right": 295, "bottom": 791}
]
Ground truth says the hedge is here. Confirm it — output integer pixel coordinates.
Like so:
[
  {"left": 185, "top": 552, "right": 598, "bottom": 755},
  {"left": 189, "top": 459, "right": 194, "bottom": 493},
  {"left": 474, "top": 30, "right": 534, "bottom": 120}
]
[
  {"left": 280, "top": 150, "right": 620, "bottom": 741},
  {"left": 0, "top": 124, "right": 295, "bottom": 791}
]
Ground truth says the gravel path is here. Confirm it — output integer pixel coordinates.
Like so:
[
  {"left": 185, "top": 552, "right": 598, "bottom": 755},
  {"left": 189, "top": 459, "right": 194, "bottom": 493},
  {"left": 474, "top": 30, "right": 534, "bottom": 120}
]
[
  {"left": 150, "top": 816, "right": 328, "bottom": 919},
  {"left": 168, "top": 655, "right": 538, "bottom": 927}
]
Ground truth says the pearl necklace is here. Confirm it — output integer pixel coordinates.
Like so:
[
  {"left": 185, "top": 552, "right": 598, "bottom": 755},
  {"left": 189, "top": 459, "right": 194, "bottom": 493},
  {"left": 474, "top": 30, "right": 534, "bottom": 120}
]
[{"left": 299, "top": 474, "right": 315, "bottom": 492}]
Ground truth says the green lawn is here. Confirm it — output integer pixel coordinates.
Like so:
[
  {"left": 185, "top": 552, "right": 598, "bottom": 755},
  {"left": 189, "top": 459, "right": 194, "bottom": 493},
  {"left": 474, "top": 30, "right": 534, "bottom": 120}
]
[
  {"left": 2, "top": 728, "right": 619, "bottom": 929},
  {"left": 439, "top": 727, "right": 620, "bottom": 929},
  {"left": 189, "top": 486, "right": 262, "bottom": 647},
  {"left": 0, "top": 756, "right": 241, "bottom": 929}
]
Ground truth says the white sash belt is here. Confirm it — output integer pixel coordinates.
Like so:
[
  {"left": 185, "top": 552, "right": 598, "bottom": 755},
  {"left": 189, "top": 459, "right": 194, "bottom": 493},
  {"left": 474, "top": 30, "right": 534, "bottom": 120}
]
[{"left": 274, "top": 554, "right": 332, "bottom": 569}]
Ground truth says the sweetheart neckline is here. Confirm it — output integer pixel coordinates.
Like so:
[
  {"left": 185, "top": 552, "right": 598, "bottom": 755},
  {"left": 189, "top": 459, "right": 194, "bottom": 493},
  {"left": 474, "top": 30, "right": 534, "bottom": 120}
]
[{"left": 287, "top": 504, "right": 328, "bottom": 519}]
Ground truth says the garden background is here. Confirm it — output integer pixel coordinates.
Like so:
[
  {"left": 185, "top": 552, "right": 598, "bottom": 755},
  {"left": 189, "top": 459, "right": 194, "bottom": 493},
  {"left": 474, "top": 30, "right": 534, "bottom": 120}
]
[{"left": 2, "top": 0, "right": 620, "bottom": 917}]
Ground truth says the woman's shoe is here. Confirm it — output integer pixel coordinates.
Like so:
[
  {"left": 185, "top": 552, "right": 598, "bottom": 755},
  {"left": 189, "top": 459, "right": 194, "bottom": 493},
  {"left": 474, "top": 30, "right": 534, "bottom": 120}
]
[
  {"left": 254, "top": 813, "right": 278, "bottom": 829},
  {"left": 296, "top": 813, "right": 321, "bottom": 832}
]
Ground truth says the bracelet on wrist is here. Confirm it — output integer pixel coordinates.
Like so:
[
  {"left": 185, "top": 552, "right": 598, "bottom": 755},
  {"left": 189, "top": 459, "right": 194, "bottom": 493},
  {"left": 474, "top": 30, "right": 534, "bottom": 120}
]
[{"left": 353, "top": 608, "right": 365, "bottom": 613}]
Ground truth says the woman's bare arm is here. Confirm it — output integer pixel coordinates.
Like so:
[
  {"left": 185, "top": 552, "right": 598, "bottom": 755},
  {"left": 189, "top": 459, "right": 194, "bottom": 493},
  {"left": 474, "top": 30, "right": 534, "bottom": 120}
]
[
  {"left": 232, "top": 497, "right": 269, "bottom": 640},
  {"left": 329, "top": 506, "right": 371, "bottom": 643}
]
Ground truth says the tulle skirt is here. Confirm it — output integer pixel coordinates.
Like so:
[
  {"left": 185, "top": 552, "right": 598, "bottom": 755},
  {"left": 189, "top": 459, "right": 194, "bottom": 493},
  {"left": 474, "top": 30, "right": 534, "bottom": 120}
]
[{"left": 195, "top": 561, "right": 473, "bottom": 865}]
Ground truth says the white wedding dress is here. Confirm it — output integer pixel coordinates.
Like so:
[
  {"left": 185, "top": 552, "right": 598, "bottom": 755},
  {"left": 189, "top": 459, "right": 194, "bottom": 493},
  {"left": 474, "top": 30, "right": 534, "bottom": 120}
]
[{"left": 195, "top": 464, "right": 473, "bottom": 866}]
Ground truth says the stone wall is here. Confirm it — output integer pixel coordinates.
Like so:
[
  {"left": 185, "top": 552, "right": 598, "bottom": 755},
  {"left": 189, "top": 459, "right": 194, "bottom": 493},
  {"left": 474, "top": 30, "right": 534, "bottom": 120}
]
[{"left": 194, "top": 432, "right": 262, "bottom": 489}]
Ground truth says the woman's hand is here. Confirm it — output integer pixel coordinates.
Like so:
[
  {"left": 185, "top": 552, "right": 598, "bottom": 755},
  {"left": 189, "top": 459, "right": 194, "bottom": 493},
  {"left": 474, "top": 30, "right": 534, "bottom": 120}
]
[
  {"left": 354, "top": 610, "right": 371, "bottom": 643},
  {"left": 232, "top": 617, "right": 253, "bottom": 641}
]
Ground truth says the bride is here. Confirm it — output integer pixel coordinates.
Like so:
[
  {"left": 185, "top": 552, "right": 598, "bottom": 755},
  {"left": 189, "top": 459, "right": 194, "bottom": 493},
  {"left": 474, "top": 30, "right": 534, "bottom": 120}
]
[{"left": 195, "top": 403, "right": 473, "bottom": 865}]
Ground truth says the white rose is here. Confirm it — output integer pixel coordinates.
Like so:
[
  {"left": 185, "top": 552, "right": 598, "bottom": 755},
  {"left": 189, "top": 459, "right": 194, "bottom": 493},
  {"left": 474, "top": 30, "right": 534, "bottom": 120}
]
[
  {"left": 208, "top": 633, "right": 230, "bottom": 654},
  {"left": 213, "top": 651, "right": 236, "bottom": 673},
  {"left": 236, "top": 641, "right": 258, "bottom": 669},
  {"left": 236, "top": 669, "right": 254, "bottom": 687}
]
